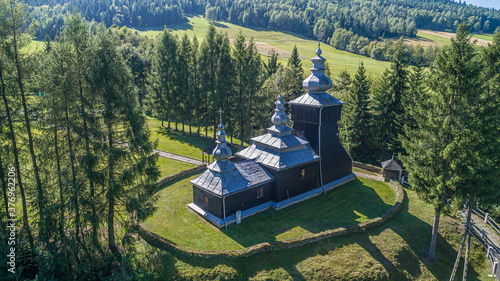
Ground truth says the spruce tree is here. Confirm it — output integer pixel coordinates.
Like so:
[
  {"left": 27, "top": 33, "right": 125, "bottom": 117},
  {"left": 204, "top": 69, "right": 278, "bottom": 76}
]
[
  {"left": 178, "top": 33, "right": 192, "bottom": 133},
  {"left": 87, "top": 25, "right": 159, "bottom": 257},
  {"left": 401, "top": 24, "right": 500, "bottom": 261},
  {"left": 146, "top": 29, "right": 177, "bottom": 128},
  {"left": 288, "top": 45, "right": 304, "bottom": 98},
  {"left": 1, "top": 0, "right": 35, "bottom": 250},
  {"left": 198, "top": 24, "right": 219, "bottom": 138},
  {"left": 233, "top": 32, "right": 248, "bottom": 145},
  {"left": 372, "top": 41, "right": 409, "bottom": 160},
  {"left": 264, "top": 50, "right": 279, "bottom": 77},
  {"left": 340, "top": 62, "right": 371, "bottom": 162}
]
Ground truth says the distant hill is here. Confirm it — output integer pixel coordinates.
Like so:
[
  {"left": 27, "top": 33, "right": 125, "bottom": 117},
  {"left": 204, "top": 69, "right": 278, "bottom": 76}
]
[{"left": 29, "top": 0, "right": 500, "bottom": 42}]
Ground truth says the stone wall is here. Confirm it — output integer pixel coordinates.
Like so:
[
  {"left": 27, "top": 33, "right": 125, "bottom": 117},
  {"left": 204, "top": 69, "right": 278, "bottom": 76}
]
[
  {"left": 353, "top": 161, "right": 383, "bottom": 174},
  {"left": 157, "top": 164, "right": 206, "bottom": 187},
  {"left": 134, "top": 179, "right": 405, "bottom": 259}
]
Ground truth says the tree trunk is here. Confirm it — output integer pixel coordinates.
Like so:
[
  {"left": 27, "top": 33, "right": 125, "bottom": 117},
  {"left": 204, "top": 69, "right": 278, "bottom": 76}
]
[
  {"left": 77, "top": 70, "right": 98, "bottom": 247},
  {"left": 0, "top": 60, "right": 34, "bottom": 251},
  {"left": 52, "top": 96, "right": 65, "bottom": 241},
  {"left": 0, "top": 154, "right": 8, "bottom": 229},
  {"left": 64, "top": 97, "right": 82, "bottom": 247},
  {"left": 106, "top": 118, "right": 118, "bottom": 255},
  {"left": 428, "top": 207, "right": 441, "bottom": 261},
  {"left": 11, "top": 6, "right": 45, "bottom": 245}
]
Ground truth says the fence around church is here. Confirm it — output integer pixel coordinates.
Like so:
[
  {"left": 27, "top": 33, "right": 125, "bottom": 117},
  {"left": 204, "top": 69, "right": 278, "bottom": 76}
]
[{"left": 134, "top": 179, "right": 405, "bottom": 259}]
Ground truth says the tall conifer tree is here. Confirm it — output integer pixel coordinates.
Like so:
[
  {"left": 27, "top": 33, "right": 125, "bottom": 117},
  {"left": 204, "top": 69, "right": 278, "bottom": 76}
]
[
  {"left": 401, "top": 24, "right": 500, "bottom": 261},
  {"left": 341, "top": 62, "right": 371, "bottom": 162}
]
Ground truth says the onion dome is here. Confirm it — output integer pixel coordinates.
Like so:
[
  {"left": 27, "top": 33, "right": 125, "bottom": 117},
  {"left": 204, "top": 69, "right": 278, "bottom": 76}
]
[
  {"left": 212, "top": 109, "right": 232, "bottom": 161},
  {"left": 271, "top": 77, "right": 290, "bottom": 127},
  {"left": 302, "top": 40, "right": 332, "bottom": 94}
]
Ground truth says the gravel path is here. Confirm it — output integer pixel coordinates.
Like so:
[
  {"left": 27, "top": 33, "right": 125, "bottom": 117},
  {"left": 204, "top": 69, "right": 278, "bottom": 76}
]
[{"left": 154, "top": 149, "right": 204, "bottom": 166}]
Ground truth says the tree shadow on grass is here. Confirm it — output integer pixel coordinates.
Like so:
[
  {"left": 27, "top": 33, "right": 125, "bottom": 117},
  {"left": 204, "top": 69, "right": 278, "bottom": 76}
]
[
  {"left": 144, "top": 187, "right": 483, "bottom": 280},
  {"left": 156, "top": 126, "right": 214, "bottom": 149},
  {"left": 155, "top": 126, "right": 241, "bottom": 156},
  {"left": 219, "top": 179, "right": 393, "bottom": 247}
]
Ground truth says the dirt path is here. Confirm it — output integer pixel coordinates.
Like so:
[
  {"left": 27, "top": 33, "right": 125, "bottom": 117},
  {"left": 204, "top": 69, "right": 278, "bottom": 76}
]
[{"left": 154, "top": 149, "right": 204, "bottom": 166}]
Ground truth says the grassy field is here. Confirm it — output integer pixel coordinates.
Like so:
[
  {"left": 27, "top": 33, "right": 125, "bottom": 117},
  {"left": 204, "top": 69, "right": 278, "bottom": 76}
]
[
  {"left": 148, "top": 117, "right": 245, "bottom": 160},
  {"left": 137, "top": 176, "right": 491, "bottom": 280},
  {"left": 145, "top": 176, "right": 396, "bottom": 251},
  {"left": 135, "top": 15, "right": 392, "bottom": 77},
  {"left": 157, "top": 157, "right": 195, "bottom": 178},
  {"left": 471, "top": 33, "right": 494, "bottom": 41},
  {"left": 415, "top": 30, "right": 451, "bottom": 45}
]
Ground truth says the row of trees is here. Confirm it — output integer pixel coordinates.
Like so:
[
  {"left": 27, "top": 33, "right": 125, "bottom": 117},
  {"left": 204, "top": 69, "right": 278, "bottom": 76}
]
[
  {"left": 1, "top": 1, "right": 159, "bottom": 279},
  {"left": 0, "top": 4, "right": 306, "bottom": 277},
  {"left": 340, "top": 25, "right": 500, "bottom": 260},
  {"left": 331, "top": 28, "right": 441, "bottom": 65},
  {"left": 26, "top": 0, "right": 500, "bottom": 44},
  {"left": 145, "top": 25, "right": 306, "bottom": 144}
]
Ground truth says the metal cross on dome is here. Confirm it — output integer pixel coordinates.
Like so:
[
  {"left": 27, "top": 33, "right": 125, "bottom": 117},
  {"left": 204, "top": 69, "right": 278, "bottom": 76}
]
[
  {"left": 277, "top": 75, "right": 283, "bottom": 96},
  {"left": 316, "top": 31, "right": 324, "bottom": 48}
]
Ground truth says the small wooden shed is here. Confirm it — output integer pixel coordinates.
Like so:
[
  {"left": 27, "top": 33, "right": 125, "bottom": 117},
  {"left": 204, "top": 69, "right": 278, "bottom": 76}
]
[{"left": 381, "top": 156, "right": 403, "bottom": 182}]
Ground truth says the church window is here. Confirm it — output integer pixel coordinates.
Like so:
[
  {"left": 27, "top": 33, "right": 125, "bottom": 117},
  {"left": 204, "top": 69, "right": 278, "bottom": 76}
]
[
  {"left": 300, "top": 168, "right": 306, "bottom": 179},
  {"left": 256, "top": 187, "right": 264, "bottom": 199},
  {"left": 204, "top": 195, "right": 209, "bottom": 205}
]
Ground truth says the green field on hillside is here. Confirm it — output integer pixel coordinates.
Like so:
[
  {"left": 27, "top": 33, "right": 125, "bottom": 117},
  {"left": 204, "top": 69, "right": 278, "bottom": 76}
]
[
  {"left": 471, "top": 33, "right": 494, "bottom": 41},
  {"left": 135, "top": 16, "right": 392, "bottom": 77},
  {"left": 416, "top": 31, "right": 451, "bottom": 45}
]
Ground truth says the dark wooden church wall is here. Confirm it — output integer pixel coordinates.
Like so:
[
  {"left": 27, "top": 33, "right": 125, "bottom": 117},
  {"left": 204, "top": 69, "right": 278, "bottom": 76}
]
[
  {"left": 224, "top": 181, "right": 274, "bottom": 217},
  {"left": 193, "top": 187, "right": 223, "bottom": 218},
  {"left": 275, "top": 161, "right": 320, "bottom": 202},
  {"left": 319, "top": 124, "right": 352, "bottom": 184}
]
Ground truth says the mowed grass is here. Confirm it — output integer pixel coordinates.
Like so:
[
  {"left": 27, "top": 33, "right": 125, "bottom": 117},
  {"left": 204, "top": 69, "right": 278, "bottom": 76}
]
[
  {"left": 144, "top": 176, "right": 395, "bottom": 251},
  {"left": 138, "top": 181, "right": 491, "bottom": 280},
  {"left": 135, "top": 15, "right": 391, "bottom": 77},
  {"left": 471, "top": 33, "right": 494, "bottom": 41},
  {"left": 416, "top": 30, "right": 451, "bottom": 45},
  {"left": 148, "top": 117, "right": 245, "bottom": 160},
  {"left": 157, "top": 157, "right": 195, "bottom": 178}
]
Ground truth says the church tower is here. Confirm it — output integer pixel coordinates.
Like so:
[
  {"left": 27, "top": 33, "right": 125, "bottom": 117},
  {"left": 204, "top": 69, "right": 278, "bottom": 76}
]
[{"left": 289, "top": 42, "right": 352, "bottom": 185}]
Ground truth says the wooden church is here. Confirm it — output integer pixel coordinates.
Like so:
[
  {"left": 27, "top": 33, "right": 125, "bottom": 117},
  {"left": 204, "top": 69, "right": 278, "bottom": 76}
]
[{"left": 188, "top": 43, "right": 355, "bottom": 227}]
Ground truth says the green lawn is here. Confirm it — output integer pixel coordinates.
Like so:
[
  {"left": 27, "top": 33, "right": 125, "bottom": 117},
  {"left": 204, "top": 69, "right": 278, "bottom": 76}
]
[
  {"left": 144, "top": 176, "right": 395, "bottom": 251},
  {"left": 135, "top": 15, "right": 391, "bottom": 77},
  {"left": 137, "top": 178, "right": 491, "bottom": 280},
  {"left": 148, "top": 117, "right": 245, "bottom": 161},
  {"left": 157, "top": 157, "right": 195, "bottom": 178}
]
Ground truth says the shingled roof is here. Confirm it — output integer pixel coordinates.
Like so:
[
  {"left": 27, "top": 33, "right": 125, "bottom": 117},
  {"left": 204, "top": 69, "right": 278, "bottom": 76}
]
[
  {"left": 381, "top": 158, "right": 403, "bottom": 171},
  {"left": 190, "top": 159, "right": 274, "bottom": 196},
  {"left": 288, "top": 92, "right": 344, "bottom": 108},
  {"left": 236, "top": 87, "right": 320, "bottom": 170}
]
